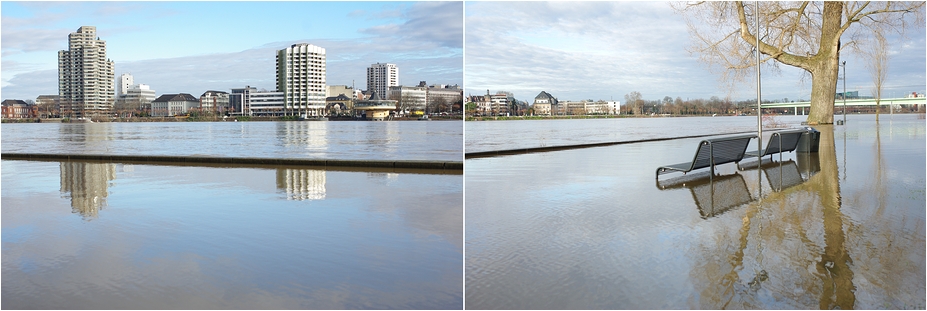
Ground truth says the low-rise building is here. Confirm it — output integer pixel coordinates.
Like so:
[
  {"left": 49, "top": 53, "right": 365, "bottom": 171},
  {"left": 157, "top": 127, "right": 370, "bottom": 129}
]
[
  {"left": 325, "top": 94, "right": 353, "bottom": 114},
  {"left": 607, "top": 101, "right": 620, "bottom": 115},
  {"left": 326, "top": 85, "right": 357, "bottom": 98},
  {"left": 151, "top": 93, "right": 199, "bottom": 117},
  {"left": 389, "top": 85, "right": 427, "bottom": 114},
  {"left": 115, "top": 84, "right": 156, "bottom": 117},
  {"left": 248, "top": 91, "right": 286, "bottom": 116},
  {"left": 423, "top": 82, "right": 463, "bottom": 113},
  {"left": 199, "top": 90, "right": 230, "bottom": 114},
  {"left": 533, "top": 91, "right": 557, "bottom": 115},
  {"left": 471, "top": 91, "right": 513, "bottom": 116},
  {"left": 1, "top": 99, "right": 36, "bottom": 119},
  {"left": 229, "top": 86, "right": 256, "bottom": 115},
  {"left": 35, "top": 95, "right": 60, "bottom": 118}
]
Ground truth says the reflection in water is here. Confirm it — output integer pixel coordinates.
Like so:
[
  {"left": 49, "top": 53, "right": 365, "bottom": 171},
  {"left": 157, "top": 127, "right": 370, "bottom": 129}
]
[
  {"left": 3, "top": 159, "right": 462, "bottom": 309},
  {"left": 59, "top": 161, "right": 116, "bottom": 219},
  {"left": 688, "top": 125, "right": 857, "bottom": 309},
  {"left": 278, "top": 121, "right": 328, "bottom": 152},
  {"left": 814, "top": 125, "right": 855, "bottom": 310},
  {"left": 275, "top": 168, "right": 326, "bottom": 200},
  {"left": 656, "top": 156, "right": 820, "bottom": 219},
  {"left": 795, "top": 152, "right": 821, "bottom": 180},
  {"left": 465, "top": 116, "right": 922, "bottom": 309},
  {"left": 368, "top": 122, "right": 401, "bottom": 155},
  {"left": 656, "top": 171, "right": 752, "bottom": 218},
  {"left": 740, "top": 159, "right": 808, "bottom": 192}
]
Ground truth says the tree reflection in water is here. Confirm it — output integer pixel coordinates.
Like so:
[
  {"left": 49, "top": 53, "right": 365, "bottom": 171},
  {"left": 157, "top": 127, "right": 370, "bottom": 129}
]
[{"left": 687, "top": 125, "right": 862, "bottom": 309}]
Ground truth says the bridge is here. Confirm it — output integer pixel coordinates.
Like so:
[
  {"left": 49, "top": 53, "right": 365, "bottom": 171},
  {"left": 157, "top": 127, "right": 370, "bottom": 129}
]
[{"left": 761, "top": 97, "right": 926, "bottom": 114}]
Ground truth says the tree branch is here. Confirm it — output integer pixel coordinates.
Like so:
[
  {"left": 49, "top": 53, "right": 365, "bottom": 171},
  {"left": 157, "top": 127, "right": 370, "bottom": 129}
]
[{"left": 735, "top": 1, "right": 810, "bottom": 69}]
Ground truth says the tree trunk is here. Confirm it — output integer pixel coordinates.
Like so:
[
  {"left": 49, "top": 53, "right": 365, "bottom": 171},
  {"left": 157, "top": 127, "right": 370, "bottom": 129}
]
[
  {"left": 805, "top": 2, "right": 844, "bottom": 125},
  {"left": 807, "top": 60, "right": 839, "bottom": 125}
]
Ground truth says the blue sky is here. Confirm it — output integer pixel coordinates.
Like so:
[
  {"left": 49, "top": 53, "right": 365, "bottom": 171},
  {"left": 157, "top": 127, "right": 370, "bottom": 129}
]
[
  {"left": 465, "top": 2, "right": 926, "bottom": 103},
  {"left": 2, "top": 1, "right": 463, "bottom": 100}
]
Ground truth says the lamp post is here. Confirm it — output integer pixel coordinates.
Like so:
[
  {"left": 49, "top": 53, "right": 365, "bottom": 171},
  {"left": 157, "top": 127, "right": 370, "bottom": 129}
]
[
  {"left": 755, "top": 1, "right": 762, "bottom": 159},
  {"left": 841, "top": 61, "right": 846, "bottom": 124}
]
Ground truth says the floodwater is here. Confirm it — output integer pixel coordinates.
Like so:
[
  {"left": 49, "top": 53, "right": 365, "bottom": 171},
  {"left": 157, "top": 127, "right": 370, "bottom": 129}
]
[
  {"left": 466, "top": 115, "right": 806, "bottom": 153},
  {"left": 2, "top": 120, "right": 463, "bottom": 309},
  {"left": 465, "top": 114, "right": 925, "bottom": 309},
  {"left": 2, "top": 160, "right": 462, "bottom": 309},
  {"left": 1, "top": 120, "right": 463, "bottom": 162}
]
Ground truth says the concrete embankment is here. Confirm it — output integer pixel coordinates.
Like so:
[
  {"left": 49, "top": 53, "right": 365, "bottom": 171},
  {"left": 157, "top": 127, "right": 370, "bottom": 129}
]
[
  {"left": 466, "top": 131, "right": 756, "bottom": 159},
  {"left": 1, "top": 153, "right": 462, "bottom": 173}
]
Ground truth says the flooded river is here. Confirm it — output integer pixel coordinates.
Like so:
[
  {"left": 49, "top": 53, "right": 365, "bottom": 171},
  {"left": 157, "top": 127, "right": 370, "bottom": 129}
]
[
  {"left": 2, "top": 160, "right": 462, "bottom": 309},
  {"left": 2, "top": 120, "right": 463, "bottom": 162},
  {"left": 465, "top": 114, "right": 925, "bottom": 309},
  {"left": 2, "top": 120, "right": 463, "bottom": 309}
]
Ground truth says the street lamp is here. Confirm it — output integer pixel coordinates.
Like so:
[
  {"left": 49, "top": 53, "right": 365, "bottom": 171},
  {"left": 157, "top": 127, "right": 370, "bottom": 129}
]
[{"left": 842, "top": 61, "right": 846, "bottom": 124}]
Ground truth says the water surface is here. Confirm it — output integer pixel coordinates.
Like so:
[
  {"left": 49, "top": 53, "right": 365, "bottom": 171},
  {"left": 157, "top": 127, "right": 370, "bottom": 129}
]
[
  {"left": 2, "top": 161, "right": 463, "bottom": 309},
  {"left": 465, "top": 114, "right": 925, "bottom": 309},
  {"left": 2, "top": 121, "right": 462, "bottom": 162}
]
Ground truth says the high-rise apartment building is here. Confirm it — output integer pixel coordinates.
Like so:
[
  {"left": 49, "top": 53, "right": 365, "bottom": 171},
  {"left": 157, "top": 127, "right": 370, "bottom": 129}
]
[
  {"left": 117, "top": 73, "right": 133, "bottom": 97},
  {"left": 58, "top": 26, "right": 115, "bottom": 118},
  {"left": 367, "top": 63, "right": 398, "bottom": 99},
  {"left": 276, "top": 43, "right": 326, "bottom": 117}
]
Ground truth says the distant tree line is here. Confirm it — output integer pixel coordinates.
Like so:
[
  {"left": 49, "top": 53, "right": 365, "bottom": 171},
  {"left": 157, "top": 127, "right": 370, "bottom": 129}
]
[{"left": 621, "top": 93, "right": 805, "bottom": 116}]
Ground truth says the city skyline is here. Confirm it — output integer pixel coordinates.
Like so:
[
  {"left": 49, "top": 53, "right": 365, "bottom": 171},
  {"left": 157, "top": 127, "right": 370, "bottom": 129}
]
[
  {"left": 465, "top": 1, "right": 926, "bottom": 102},
  {"left": 1, "top": 1, "right": 463, "bottom": 101}
]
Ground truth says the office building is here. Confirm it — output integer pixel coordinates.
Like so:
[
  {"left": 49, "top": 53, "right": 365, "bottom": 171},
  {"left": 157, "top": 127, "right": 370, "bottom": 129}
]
[
  {"left": 200, "top": 90, "right": 230, "bottom": 114},
  {"left": 276, "top": 43, "right": 326, "bottom": 117},
  {"left": 58, "top": 26, "right": 115, "bottom": 118},
  {"left": 367, "top": 63, "right": 398, "bottom": 99},
  {"left": 150, "top": 93, "right": 199, "bottom": 117},
  {"left": 389, "top": 85, "right": 427, "bottom": 113}
]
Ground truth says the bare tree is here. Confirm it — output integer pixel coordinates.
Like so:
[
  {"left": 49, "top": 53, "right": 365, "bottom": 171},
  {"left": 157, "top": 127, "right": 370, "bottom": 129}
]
[
  {"left": 864, "top": 31, "right": 890, "bottom": 121},
  {"left": 396, "top": 93, "right": 419, "bottom": 116},
  {"left": 674, "top": 2, "right": 925, "bottom": 124},
  {"left": 624, "top": 91, "right": 643, "bottom": 115}
]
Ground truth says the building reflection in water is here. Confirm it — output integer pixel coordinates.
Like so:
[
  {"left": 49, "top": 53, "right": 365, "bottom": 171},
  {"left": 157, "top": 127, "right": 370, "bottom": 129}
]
[
  {"left": 278, "top": 121, "right": 328, "bottom": 152},
  {"left": 59, "top": 161, "right": 116, "bottom": 219},
  {"left": 275, "top": 168, "right": 326, "bottom": 200}
]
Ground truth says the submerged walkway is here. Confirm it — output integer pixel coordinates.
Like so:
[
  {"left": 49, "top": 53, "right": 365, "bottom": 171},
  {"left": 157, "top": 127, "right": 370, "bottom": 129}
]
[
  {"left": 465, "top": 131, "right": 755, "bottom": 159},
  {"left": 1, "top": 153, "right": 462, "bottom": 172}
]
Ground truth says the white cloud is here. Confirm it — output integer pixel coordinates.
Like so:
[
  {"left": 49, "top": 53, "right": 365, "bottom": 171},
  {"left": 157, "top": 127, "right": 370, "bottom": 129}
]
[
  {"left": 465, "top": 1, "right": 925, "bottom": 102},
  {"left": 1, "top": 2, "right": 463, "bottom": 101}
]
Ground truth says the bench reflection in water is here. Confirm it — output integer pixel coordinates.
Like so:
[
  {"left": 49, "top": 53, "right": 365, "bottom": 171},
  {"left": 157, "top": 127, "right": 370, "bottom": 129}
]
[
  {"left": 656, "top": 154, "right": 821, "bottom": 218},
  {"left": 740, "top": 156, "right": 820, "bottom": 192},
  {"left": 656, "top": 171, "right": 752, "bottom": 218}
]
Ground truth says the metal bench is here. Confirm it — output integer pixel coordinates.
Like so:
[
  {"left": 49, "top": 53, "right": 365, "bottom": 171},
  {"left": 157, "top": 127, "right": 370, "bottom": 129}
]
[
  {"left": 745, "top": 129, "right": 805, "bottom": 159},
  {"left": 656, "top": 134, "right": 756, "bottom": 179}
]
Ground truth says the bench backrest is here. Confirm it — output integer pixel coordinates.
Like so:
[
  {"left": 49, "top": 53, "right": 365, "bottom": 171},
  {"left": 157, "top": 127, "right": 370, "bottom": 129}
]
[
  {"left": 764, "top": 130, "right": 805, "bottom": 155},
  {"left": 688, "top": 135, "right": 755, "bottom": 171}
]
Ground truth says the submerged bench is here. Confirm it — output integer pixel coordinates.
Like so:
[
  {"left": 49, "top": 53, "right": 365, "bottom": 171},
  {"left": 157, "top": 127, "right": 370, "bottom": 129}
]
[
  {"left": 656, "top": 134, "right": 756, "bottom": 179},
  {"left": 745, "top": 129, "right": 805, "bottom": 159}
]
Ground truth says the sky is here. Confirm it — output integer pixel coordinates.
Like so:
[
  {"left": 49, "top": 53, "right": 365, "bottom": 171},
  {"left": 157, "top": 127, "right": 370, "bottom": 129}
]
[
  {"left": 465, "top": 1, "right": 926, "bottom": 103},
  {"left": 1, "top": 1, "right": 463, "bottom": 100}
]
